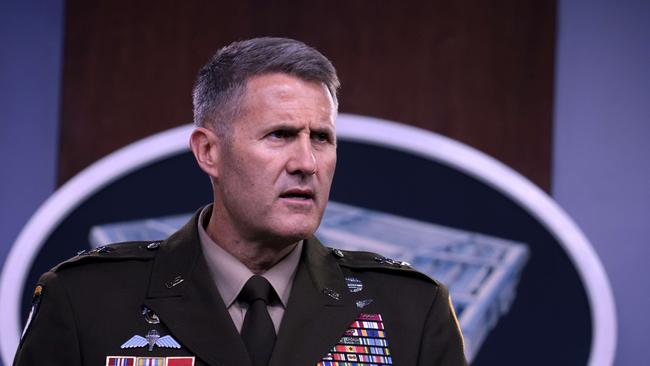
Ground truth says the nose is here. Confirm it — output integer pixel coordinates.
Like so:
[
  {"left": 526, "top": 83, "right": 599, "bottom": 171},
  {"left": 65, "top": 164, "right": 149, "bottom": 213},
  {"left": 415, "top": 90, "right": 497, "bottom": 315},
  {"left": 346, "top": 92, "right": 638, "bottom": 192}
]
[{"left": 287, "top": 134, "right": 317, "bottom": 176}]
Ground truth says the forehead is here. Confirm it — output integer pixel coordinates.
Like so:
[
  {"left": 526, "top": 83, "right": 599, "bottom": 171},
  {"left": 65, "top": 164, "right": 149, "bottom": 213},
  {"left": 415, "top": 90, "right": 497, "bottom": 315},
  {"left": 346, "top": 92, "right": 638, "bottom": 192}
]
[{"left": 240, "top": 73, "right": 335, "bottom": 111}]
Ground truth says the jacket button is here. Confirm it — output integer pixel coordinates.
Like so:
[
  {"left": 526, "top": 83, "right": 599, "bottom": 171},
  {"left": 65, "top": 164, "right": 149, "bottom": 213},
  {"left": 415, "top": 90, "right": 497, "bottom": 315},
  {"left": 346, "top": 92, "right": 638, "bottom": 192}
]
[
  {"left": 333, "top": 249, "right": 344, "bottom": 258},
  {"left": 147, "top": 242, "right": 160, "bottom": 250}
]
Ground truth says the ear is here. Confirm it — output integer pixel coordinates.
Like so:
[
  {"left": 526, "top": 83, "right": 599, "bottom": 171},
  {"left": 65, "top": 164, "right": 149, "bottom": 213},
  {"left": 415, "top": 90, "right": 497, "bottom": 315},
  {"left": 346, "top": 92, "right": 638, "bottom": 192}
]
[{"left": 190, "top": 127, "right": 221, "bottom": 178}]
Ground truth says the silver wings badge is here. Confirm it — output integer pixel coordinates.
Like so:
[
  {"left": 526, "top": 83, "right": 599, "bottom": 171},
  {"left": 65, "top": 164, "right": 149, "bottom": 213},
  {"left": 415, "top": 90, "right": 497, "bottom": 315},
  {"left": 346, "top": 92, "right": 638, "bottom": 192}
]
[{"left": 120, "top": 329, "right": 181, "bottom": 351}]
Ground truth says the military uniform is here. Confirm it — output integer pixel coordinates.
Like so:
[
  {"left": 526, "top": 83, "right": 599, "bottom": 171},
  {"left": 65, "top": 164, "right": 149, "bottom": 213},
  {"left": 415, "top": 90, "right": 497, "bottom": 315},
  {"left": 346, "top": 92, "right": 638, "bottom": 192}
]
[{"left": 14, "top": 209, "right": 467, "bottom": 366}]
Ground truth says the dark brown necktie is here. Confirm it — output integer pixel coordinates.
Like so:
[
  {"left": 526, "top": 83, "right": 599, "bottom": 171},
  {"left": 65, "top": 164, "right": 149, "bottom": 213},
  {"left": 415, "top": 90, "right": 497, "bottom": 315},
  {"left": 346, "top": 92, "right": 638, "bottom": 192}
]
[{"left": 239, "top": 275, "right": 277, "bottom": 366}]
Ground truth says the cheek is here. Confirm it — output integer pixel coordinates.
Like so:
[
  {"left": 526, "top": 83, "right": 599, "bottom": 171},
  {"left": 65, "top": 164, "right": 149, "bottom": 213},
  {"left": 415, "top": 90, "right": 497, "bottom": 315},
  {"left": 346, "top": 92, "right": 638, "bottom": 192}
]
[
  {"left": 320, "top": 154, "right": 337, "bottom": 180},
  {"left": 227, "top": 149, "right": 274, "bottom": 183}
]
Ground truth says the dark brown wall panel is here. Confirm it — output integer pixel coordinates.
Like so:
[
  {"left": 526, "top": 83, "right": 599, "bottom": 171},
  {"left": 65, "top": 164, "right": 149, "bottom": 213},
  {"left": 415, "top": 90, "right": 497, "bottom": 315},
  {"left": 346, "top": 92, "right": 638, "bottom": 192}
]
[{"left": 60, "top": 0, "right": 555, "bottom": 190}]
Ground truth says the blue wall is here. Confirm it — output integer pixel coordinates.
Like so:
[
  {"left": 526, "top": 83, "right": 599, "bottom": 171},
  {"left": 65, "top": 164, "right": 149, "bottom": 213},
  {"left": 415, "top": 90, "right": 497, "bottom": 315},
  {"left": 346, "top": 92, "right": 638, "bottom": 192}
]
[
  {"left": 1, "top": 0, "right": 648, "bottom": 364},
  {"left": 552, "top": 0, "right": 650, "bottom": 364},
  {"left": 0, "top": 1, "right": 63, "bottom": 359},
  {"left": 0, "top": 1, "right": 63, "bottom": 273}
]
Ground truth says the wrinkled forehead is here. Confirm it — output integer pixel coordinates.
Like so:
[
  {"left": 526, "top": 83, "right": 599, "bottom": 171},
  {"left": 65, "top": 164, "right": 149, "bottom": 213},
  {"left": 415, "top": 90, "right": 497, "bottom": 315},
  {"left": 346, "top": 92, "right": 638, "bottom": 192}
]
[
  {"left": 241, "top": 72, "right": 338, "bottom": 108},
  {"left": 237, "top": 73, "right": 337, "bottom": 121}
]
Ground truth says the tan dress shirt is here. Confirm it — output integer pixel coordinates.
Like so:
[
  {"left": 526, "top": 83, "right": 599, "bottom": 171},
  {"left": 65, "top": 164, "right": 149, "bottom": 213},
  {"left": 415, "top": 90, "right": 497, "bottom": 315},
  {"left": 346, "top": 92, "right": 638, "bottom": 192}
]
[{"left": 197, "top": 206, "right": 303, "bottom": 334}]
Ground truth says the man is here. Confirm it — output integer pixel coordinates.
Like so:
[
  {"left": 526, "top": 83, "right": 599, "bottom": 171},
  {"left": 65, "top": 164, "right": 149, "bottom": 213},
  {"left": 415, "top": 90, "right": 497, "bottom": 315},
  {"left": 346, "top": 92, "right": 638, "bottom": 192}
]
[{"left": 14, "top": 37, "right": 466, "bottom": 366}]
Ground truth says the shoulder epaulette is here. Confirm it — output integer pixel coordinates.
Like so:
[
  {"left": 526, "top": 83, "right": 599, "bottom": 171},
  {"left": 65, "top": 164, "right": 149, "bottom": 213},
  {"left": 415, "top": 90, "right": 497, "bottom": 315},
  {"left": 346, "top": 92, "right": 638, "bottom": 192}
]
[
  {"left": 329, "top": 247, "right": 439, "bottom": 286},
  {"left": 52, "top": 240, "right": 163, "bottom": 272}
]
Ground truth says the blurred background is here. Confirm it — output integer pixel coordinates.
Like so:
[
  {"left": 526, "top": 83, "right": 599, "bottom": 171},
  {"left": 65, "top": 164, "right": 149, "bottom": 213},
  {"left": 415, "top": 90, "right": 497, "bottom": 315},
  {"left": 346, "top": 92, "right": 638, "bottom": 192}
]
[{"left": 1, "top": 0, "right": 648, "bottom": 364}]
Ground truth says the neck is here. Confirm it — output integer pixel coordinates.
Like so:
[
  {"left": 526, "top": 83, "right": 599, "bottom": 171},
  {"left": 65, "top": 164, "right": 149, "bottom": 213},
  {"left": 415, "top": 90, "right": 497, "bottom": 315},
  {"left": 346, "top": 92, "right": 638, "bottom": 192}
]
[{"left": 205, "top": 212, "right": 299, "bottom": 274}]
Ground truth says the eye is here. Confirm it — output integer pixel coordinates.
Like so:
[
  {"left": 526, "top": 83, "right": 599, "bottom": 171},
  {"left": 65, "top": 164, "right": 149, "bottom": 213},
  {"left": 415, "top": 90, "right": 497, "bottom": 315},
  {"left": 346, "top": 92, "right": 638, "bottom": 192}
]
[
  {"left": 312, "top": 131, "right": 332, "bottom": 143},
  {"left": 268, "top": 129, "right": 292, "bottom": 139}
]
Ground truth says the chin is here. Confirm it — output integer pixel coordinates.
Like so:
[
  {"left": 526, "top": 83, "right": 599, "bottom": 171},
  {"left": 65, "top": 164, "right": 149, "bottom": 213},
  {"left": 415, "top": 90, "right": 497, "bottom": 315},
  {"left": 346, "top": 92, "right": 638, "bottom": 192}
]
[
  {"left": 281, "top": 227, "right": 317, "bottom": 241},
  {"left": 274, "top": 221, "right": 319, "bottom": 242},
  {"left": 261, "top": 212, "right": 323, "bottom": 243}
]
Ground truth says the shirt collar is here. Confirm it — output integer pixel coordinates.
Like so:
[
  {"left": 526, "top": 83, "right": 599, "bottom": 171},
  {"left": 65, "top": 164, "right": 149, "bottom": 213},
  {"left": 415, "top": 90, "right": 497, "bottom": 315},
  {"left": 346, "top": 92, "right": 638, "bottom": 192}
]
[{"left": 197, "top": 206, "right": 303, "bottom": 308}]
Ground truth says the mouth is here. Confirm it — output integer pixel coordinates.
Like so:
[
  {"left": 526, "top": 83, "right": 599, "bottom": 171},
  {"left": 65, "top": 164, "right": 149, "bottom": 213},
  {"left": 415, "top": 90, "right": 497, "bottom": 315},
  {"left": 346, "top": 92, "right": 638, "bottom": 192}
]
[{"left": 279, "top": 188, "right": 315, "bottom": 201}]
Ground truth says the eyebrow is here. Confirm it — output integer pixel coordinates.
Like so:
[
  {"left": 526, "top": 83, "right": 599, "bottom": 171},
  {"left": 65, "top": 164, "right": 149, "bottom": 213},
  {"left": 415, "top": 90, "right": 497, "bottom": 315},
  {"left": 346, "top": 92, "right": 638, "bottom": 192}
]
[
  {"left": 266, "top": 123, "right": 334, "bottom": 134},
  {"left": 310, "top": 126, "right": 335, "bottom": 136}
]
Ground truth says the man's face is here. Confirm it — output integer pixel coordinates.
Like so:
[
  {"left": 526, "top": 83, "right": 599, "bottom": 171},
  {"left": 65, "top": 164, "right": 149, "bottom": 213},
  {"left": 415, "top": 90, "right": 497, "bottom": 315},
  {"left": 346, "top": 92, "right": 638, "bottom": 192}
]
[{"left": 212, "top": 73, "right": 337, "bottom": 245}]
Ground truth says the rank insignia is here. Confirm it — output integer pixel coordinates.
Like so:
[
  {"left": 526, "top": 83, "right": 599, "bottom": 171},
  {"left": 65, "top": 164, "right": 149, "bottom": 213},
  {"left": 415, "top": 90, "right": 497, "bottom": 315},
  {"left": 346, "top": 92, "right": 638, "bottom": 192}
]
[
  {"left": 317, "top": 313, "right": 393, "bottom": 365},
  {"left": 106, "top": 356, "right": 136, "bottom": 366},
  {"left": 345, "top": 277, "right": 363, "bottom": 293},
  {"left": 121, "top": 329, "right": 181, "bottom": 351}
]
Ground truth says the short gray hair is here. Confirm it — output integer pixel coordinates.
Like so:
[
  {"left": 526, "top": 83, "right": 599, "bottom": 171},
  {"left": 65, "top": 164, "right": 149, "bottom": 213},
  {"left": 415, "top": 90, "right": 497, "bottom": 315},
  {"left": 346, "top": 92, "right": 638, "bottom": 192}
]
[{"left": 192, "top": 37, "right": 340, "bottom": 136}]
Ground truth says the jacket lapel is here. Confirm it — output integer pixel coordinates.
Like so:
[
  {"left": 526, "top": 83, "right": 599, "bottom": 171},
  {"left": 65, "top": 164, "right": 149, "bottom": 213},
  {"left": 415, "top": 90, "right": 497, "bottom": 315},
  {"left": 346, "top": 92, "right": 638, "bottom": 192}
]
[
  {"left": 143, "top": 210, "right": 251, "bottom": 366},
  {"left": 270, "top": 237, "right": 360, "bottom": 366}
]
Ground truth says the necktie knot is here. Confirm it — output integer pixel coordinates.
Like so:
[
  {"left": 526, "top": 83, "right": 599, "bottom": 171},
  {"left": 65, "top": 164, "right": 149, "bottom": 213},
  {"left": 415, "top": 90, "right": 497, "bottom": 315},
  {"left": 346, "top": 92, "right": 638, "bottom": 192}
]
[{"left": 239, "top": 275, "right": 275, "bottom": 305}]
